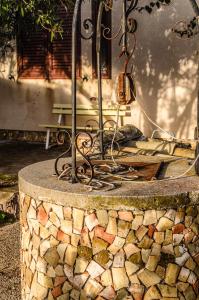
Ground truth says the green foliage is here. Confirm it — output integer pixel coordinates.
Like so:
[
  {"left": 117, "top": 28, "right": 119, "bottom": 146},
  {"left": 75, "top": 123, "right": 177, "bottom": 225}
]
[
  {"left": 0, "top": 211, "right": 6, "bottom": 221},
  {"left": 0, "top": 0, "right": 75, "bottom": 45},
  {"left": 0, "top": 211, "right": 15, "bottom": 224}
]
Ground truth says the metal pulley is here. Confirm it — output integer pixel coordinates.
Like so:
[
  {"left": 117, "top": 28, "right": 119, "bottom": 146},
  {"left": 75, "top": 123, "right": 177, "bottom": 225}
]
[{"left": 117, "top": 72, "right": 136, "bottom": 105}]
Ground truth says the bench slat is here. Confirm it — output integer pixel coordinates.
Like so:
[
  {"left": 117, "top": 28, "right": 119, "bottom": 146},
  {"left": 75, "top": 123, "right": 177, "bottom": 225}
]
[
  {"left": 53, "top": 103, "right": 130, "bottom": 111},
  {"left": 39, "top": 124, "right": 112, "bottom": 131},
  {"left": 52, "top": 109, "right": 131, "bottom": 117}
]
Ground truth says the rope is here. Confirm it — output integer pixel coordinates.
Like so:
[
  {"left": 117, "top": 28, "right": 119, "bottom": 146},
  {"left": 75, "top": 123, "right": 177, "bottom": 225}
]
[{"left": 110, "top": 104, "right": 121, "bottom": 165}]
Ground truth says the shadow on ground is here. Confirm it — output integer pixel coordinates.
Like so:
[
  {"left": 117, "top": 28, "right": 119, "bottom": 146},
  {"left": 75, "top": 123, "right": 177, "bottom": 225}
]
[{"left": 0, "top": 141, "right": 67, "bottom": 175}]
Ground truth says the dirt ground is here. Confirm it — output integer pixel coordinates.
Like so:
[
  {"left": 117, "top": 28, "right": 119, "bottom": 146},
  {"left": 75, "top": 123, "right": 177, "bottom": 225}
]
[
  {"left": 0, "top": 140, "right": 66, "bottom": 175},
  {"left": 0, "top": 222, "right": 21, "bottom": 300}
]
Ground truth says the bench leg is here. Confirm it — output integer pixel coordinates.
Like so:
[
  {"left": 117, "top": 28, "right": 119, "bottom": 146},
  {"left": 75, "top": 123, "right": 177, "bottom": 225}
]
[{"left": 45, "top": 129, "right": 50, "bottom": 150}]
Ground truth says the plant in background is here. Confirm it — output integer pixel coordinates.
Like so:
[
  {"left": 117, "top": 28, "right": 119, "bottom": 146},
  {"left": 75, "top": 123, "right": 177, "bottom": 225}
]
[
  {"left": 0, "top": 211, "right": 15, "bottom": 224},
  {"left": 0, "top": 0, "right": 75, "bottom": 46}
]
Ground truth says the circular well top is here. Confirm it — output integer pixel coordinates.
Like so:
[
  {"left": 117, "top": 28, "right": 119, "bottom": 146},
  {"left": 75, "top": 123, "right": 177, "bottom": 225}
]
[{"left": 18, "top": 158, "right": 199, "bottom": 210}]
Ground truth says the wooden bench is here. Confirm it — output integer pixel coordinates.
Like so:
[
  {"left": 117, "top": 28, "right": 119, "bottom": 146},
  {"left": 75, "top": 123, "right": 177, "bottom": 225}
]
[{"left": 39, "top": 103, "right": 131, "bottom": 149}]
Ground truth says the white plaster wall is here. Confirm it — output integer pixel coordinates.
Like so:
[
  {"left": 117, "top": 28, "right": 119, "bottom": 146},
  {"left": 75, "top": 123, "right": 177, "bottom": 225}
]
[{"left": 0, "top": 0, "right": 198, "bottom": 138}]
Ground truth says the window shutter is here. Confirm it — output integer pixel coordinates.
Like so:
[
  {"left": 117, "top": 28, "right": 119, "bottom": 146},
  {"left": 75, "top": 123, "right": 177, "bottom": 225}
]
[
  {"left": 17, "top": 6, "right": 81, "bottom": 80},
  {"left": 18, "top": 28, "right": 48, "bottom": 79},
  {"left": 49, "top": 7, "right": 81, "bottom": 79}
]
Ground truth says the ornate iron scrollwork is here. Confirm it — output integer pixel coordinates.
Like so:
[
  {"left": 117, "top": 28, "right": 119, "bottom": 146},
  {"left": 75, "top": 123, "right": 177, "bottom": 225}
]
[{"left": 80, "top": 18, "right": 95, "bottom": 40}]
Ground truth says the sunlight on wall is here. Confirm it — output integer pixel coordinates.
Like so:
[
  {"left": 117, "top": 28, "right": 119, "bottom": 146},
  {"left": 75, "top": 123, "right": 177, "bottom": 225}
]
[{"left": 0, "top": 0, "right": 198, "bottom": 139}]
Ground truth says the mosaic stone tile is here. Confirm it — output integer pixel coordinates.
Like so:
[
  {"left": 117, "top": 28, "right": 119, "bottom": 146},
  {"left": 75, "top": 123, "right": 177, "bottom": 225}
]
[
  {"left": 74, "top": 257, "right": 89, "bottom": 274},
  {"left": 94, "top": 226, "right": 115, "bottom": 244},
  {"left": 158, "top": 284, "right": 177, "bottom": 298},
  {"left": 62, "top": 281, "right": 72, "bottom": 293},
  {"left": 128, "top": 283, "right": 145, "bottom": 299},
  {"left": 156, "top": 217, "right": 174, "bottom": 232},
  {"left": 96, "top": 210, "right": 109, "bottom": 227},
  {"left": 36, "top": 257, "right": 47, "bottom": 274},
  {"left": 37, "top": 206, "right": 48, "bottom": 226},
  {"left": 85, "top": 213, "right": 99, "bottom": 231},
  {"left": 77, "top": 245, "right": 93, "bottom": 261},
  {"left": 60, "top": 220, "right": 72, "bottom": 235},
  {"left": 125, "top": 261, "right": 139, "bottom": 276},
  {"left": 113, "top": 249, "right": 125, "bottom": 268},
  {"left": 94, "top": 250, "right": 110, "bottom": 267},
  {"left": 80, "top": 227, "right": 91, "bottom": 247},
  {"left": 124, "top": 243, "right": 140, "bottom": 259},
  {"left": 73, "top": 273, "right": 89, "bottom": 289},
  {"left": 51, "top": 204, "right": 64, "bottom": 220},
  {"left": 112, "top": 267, "right": 129, "bottom": 290},
  {"left": 143, "top": 210, "right": 157, "bottom": 226},
  {"left": 37, "top": 272, "right": 53, "bottom": 288},
  {"left": 84, "top": 278, "right": 103, "bottom": 298},
  {"left": 106, "top": 217, "right": 117, "bottom": 236},
  {"left": 54, "top": 265, "right": 65, "bottom": 276},
  {"left": 144, "top": 285, "right": 161, "bottom": 300},
  {"left": 65, "top": 245, "right": 77, "bottom": 266},
  {"left": 154, "top": 232, "right": 164, "bottom": 244},
  {"left": 108, "top": 236, "right": 125, "bottom": 255},
  {"left": 73, "top": 208, "right": 84, "bottom": 234},
  {"left": 101, "top": 269, "right": 113, "bottom": 287},
  {"left": 44, "top": 247, "right": 60, "bottom": 267},
  {"left": 100, "top": 286, "right": 116, "bottom": 299},
  {"left": 118, "top": 220, "right": 131, "bottom": 238},
  {"left": 87, "top": 260, "right": 105, "bottom": 278},
  {"left": 93, "top": 237, "right": 108, "bottom": 255},
  {"left": 118, "top": 211, "right": 133, "bottom": 222},
  {"left": 63, "top": 207, "right": 72, "bottom": 220},
  {"left": 137, "top": 269, "right": 161, "bottom": 288},
  {"left": 132, "top": 215, "right": 143, "bottom": 230},
  {"left": 145, "top": 255, "right": 160, "bottom": 272}
]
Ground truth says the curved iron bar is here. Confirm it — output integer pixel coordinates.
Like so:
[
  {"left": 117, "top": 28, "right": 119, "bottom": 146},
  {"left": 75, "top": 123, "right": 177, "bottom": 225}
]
[
  {"left": 56, "top": 130, "right": 71, "bottom": 145},
  {"left": 80, "top": 18, "right": 95, "bottom": 40},
  {"left": 75, "top": 132, "right": 94, "bottom": 184},
  {"left": 103, "top": 119, "right": 117, "bottom": 127},
  {"left": 54, "top": 146, "right": 72, "bottom": 177},
  {"left": 126, "top": 0, "right": 139, "bottom": 17},
  {"left": 54, "top": 131, "right": 72, "bottom": 177},
  {"left": 102, "top": 23, "right": 122, "bottom": 40}
]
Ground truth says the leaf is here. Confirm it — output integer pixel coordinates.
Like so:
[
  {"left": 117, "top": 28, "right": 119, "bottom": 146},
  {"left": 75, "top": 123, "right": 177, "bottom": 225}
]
[{"left": 0, "top": 212, "right": 6, "bottom": 221}]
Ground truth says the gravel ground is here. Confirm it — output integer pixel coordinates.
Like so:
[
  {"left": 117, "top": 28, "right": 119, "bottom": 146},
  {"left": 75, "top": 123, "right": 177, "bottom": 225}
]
[{"left": 0, "top": 222, "right": 21, "bottom": 300}]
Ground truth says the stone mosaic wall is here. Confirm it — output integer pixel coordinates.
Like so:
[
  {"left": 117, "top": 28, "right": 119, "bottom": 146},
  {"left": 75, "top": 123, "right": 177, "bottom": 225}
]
[{"left": 20, "top": 193, "right": 199, "bottom": 300}]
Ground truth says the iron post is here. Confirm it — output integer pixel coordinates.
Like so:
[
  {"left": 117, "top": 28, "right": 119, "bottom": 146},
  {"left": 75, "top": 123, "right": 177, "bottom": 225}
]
[
  {"left": 96, "top": 1, "right": 104, "bottom": 159},
  {"left": 71, "top": 0, "right": 81, "bottom": 182}
]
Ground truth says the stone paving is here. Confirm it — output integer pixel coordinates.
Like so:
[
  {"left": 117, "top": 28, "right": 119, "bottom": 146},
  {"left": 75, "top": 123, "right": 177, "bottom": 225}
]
[{"left": 21, "top": 193, "right": 199, "bottom": 300}]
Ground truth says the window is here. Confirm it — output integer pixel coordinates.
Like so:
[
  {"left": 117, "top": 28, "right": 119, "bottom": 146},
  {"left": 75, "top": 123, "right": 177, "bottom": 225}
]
[
  {"left": 92, "top": 2, "right": 112, "bottom": 79},
  {"left": 17, "top": 7, "right": 81, "bottom": 79}
]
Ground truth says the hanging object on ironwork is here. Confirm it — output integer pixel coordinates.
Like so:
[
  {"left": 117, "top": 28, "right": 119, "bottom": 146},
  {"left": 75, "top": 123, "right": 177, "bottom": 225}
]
[{"left": 117, "top": 72, "right": 136, "bottom": 105}]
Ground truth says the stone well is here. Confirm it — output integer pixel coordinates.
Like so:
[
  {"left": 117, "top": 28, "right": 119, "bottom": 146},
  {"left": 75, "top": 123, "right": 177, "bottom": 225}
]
[{"left": 19, "top": 159, "right": 199, "bottom": 300}]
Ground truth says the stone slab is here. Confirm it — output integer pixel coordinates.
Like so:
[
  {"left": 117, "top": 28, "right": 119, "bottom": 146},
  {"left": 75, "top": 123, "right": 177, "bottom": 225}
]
[{"left": 18, "top": 159, "right": 199, "bottom": 210}]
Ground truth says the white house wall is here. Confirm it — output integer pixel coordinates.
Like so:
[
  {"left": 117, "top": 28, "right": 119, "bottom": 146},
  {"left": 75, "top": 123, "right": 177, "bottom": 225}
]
[{"left": 0, "top": 0, "right": 198, "bottom": 138}]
